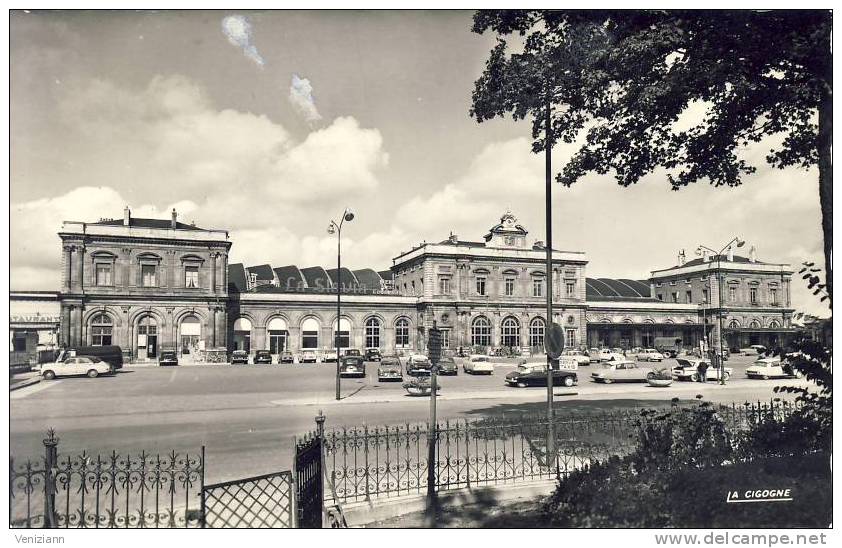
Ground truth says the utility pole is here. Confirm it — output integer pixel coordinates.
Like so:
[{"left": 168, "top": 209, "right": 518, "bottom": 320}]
[
  {"left": 426, "top": 322, "right": 442, "bottom": 528},
  {"left": 544, "top": 94, "right": 555, "bottom": 465}
]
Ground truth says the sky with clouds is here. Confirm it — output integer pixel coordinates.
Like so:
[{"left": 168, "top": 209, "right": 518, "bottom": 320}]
[{"left": 9, "top": 10, "right": 828, "bottom": 316}]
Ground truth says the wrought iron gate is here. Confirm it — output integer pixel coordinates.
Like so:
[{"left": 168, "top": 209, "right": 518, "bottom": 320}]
[
  {"left": 201, "top": 471, "right": 295, "bottom": 528},
  {"left": 294, "top": 414, "right": 325, "bottom": 529}
]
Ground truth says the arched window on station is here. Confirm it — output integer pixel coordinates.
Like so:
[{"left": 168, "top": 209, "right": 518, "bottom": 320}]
[{"left": 90, "top": 313, "right": 113, "bottom": 346}]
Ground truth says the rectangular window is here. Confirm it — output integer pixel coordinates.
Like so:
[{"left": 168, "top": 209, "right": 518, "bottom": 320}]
[
  {"left": 750, "top": 287, "right": 758, "bottom": 304},
  {"left": 565, "top": 281, "right": 576, "bottom": 298},
  {"left": 702, "top": 289, "right": 709, "bottom": 304},
  {"left": 671, "top": 292, "right": 678, "bottom": 303},
  {"left": 476, "top": 277, "right": 486, "bottom": 296},
  {"left": 141, "top": 264, "right": 157, "bottom": 287},
  {"left": 440, "top": 330, "right": 450, "bottom": 349},
  {"left": 185, "top": 266, "right": 199, "bottom": 288},
  {"left": 505, "top": 278, "right": 515, "bottom": 297},
  {"left": 532, "top": 278, "right": 544, "bottom": 298},
  {"left": 685, "top": 290, "right": 692, "bottom": 303},
  {"left": 770, "top": 288, "right": 778, "bottom": 305},
  {"left": 729, "top": 286, "right": 737, "bottom": 302},
  {"left": 565, "top": 328, "right": 576, "bottom": 348},
  {"left": 301, "top": 331, "right": 318, "bottom": 349},
  {"left": 439, "top": 277, "right": 451, "bottom": 295},
  {"left": 95, "top": 263, "right": 112, "bottom": 286},
  {"left": 657, "top": 293, "right": 663, "bottom": 301}
]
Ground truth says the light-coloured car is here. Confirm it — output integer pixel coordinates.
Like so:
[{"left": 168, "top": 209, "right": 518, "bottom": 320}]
[
  {"left": 672, "top": 358, "right": 732, "bottom": 382},
  {"left": 590, "top": 360, "right": 655, "bottom": 383},
  {"left": 377, "top": 357, "right": 403, "bottom": 382},
  {"left": 746, "top": 358, "right": 801, "bottom": 380},
  {"left": 40, "top": 355, "right": 113, "bottom": 380},
  {"left": 298, "top": 350, "right": 317, "bottom": 363},
  {"left": 463, "top": 355, "right": 495, "bottom": 375},
  {"left": 636, "top": 348, "right": 665, "bottom": 362},
  {"left": 322, "top": 350, "right": 339, "bottom": 363},
  {"left": 561, "top": 349, "right": 591, "bottom": 366}
]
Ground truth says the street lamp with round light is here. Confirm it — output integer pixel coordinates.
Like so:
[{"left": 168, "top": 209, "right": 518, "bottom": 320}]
[
  {"left": 697, "top": 237, "right": 745, "bottom": 385},
  {"left": 328, "top": 208, "right": 354, "bottom": 400}
]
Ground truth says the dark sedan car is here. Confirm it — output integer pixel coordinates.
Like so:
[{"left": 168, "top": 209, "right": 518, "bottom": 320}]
[
  {"left": 339, "top": 356, "right": 366, "bottom": 378},
  {"left": 436, "top": 356, "right": 458, "bottom": 375},
  {"left": 365, "top": 348, "right": 382, "bottom": 362},
  {"left": 231, "top": 350, "right": 249, "bottom": 364},
  {"left": 254, "top": 350, "right": 273, "bottom": 364},
  {"left": 505, "top": 361, "right": 577, "bottom": 388},
  {"left": 159, "top": 350, "right": 179, "bottom": 367}
]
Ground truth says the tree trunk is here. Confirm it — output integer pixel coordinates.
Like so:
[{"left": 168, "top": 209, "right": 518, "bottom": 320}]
[{"left": 817, "top": 86, "right": 832, "bottom": 308}]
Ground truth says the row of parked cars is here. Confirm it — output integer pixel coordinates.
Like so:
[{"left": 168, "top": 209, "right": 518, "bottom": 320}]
[{"left": 589, "top": 355, "right": 802, "bottom": 384}]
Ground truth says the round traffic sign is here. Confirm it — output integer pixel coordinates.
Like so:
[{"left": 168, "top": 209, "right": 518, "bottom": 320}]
[{"left": 544, "top": 322, "right": 565, "bottom": 359}]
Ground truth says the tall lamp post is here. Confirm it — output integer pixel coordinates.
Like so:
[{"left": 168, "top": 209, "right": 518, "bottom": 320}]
[
  {"left": 328, "top": 208, "right": 355, "bottom": 400},
  {"left": 696, "top": 237, "right": 745, "bottom": 385}
]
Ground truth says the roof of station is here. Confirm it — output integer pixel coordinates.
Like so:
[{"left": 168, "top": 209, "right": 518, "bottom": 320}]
[{"left": 585, "top": 278, "right": 656, "bottom": 302}]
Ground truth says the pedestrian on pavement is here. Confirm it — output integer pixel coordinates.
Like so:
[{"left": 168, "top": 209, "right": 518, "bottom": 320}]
[{"left": 698, "top": 360, "right": 708, "bottom": 383}]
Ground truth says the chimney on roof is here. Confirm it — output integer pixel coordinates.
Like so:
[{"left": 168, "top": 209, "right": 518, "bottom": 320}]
[
  {"left": 448, "top": 232, "right": 458, "bottom": 244},
  {"left": 727, "top": 245, "right": 734, "bottom": 262},
  {"left": 123, "top": 206, "right": 131, "bottom": 226},
  {"left": 749, "top": 245, "right": 757, "bottom": 263},
  {"left": 171, "top": 208, "right": 177, "bottom": 229},
  {"left": 700, "top": 248, "right": 709, "bottom": 262},
  {"left": 678, "top": 249, "right": 686, "bottom": 266}
]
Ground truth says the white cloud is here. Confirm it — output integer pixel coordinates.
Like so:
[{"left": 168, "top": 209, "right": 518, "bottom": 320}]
[
  {"left": 221, "top": 15, "right": 264, "bottom": 67},
  {"left": 289, "top": 74, "right": 322, "bottom": 123},
  {"left": 10, "top": 75, "right": 391, "bottom": 287}
]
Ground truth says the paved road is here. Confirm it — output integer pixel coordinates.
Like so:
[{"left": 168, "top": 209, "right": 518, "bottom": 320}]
[{"left": 10, "top": 354, "right": 806, "bottom": 483}]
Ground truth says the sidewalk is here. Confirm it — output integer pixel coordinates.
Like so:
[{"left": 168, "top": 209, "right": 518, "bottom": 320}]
[{"left": 9, "top": 370, "right": 41, "bottom": 391}]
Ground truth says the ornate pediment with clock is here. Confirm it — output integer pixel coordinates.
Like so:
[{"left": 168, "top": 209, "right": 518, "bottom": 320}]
[{"left": 484, "top": 211, "right": 528, "bottom": 248}]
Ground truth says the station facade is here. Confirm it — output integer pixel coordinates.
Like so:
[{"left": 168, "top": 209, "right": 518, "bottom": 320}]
[{"left": 11, "top": 209, "right": 798, "bottom": 363}]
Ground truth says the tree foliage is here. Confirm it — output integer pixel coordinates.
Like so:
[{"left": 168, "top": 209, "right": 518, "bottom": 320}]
[{"left": 471, "top": 10, "right": 833, "bottom": 303}]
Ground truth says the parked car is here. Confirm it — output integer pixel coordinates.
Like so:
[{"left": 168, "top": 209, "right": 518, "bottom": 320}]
[
  {"left": 672, "top": 358, "right": 732, "bottom": 382},
  {"left": 505, "top": 358, "right": 577, "bottom": 388},
  {"left": 55, "top": 345, "right": 124, "bottom": 370},
  {"left": 299, "top": 350, "right": 317, "bottom": 364},
  {"left": 339, "top": 356, "right": 366, "bottom": 378},
  {"left": 591, "top": 360, "right": 655, "bottom": 383},
  {"left": 322, "top": 350, "right": 339, "bottom": 363},
  {"left": 588, "top": 348, "right": 604, "bottom": 362},
  {"left": 254, "top": 350, "right": 273, "bottom": 364},
  {"left": 463, "top": 355, "right": 495, "bottom": 375},
  {"left": 365, "top": 348, "right": 382, "bottom": 362},
  {"left": 610, "top": 347, "right": 625, "bottom": 355},
  {"left": 561, "top": 349, "right": 591, "bottom": 366},
  {"left": 406, "top": 354, "right": 432, "bottom": 376},
  {"left": 740, "top": 345, "right": 767, "bottom": 356},
  {"left": 343, "top": 349, "right": 362, "bottom": 358},
  {"left": 636, "top": 348, "right": 665, "bottom": 362},
  {"left": 746, "top": 357, "right": 801, "bottom": 380},
  {"left": 231, "top": 350, "right": 249, "bottom": 364},
  {"left": 158, "top": 350, "right": 179, "bottom": 367},
  {"left": 436, "top": 356, "right": 458, "bottom": 375},
  {"left": 377, "top": 357, "right": 403, "bottom": 382},
  {"left": 41, "top": 355, "right": 113, "bottom": 380},
  {"left": 279, "top": 350, "right": 295, "bottom": 364}
]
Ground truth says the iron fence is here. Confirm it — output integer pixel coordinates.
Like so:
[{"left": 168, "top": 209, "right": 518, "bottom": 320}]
[
  {"left": 323, "top": 400, "right": 800, "bottom": 504},
  {"left": 10, "top": 431, "right": 204, "bottom": 528}
]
